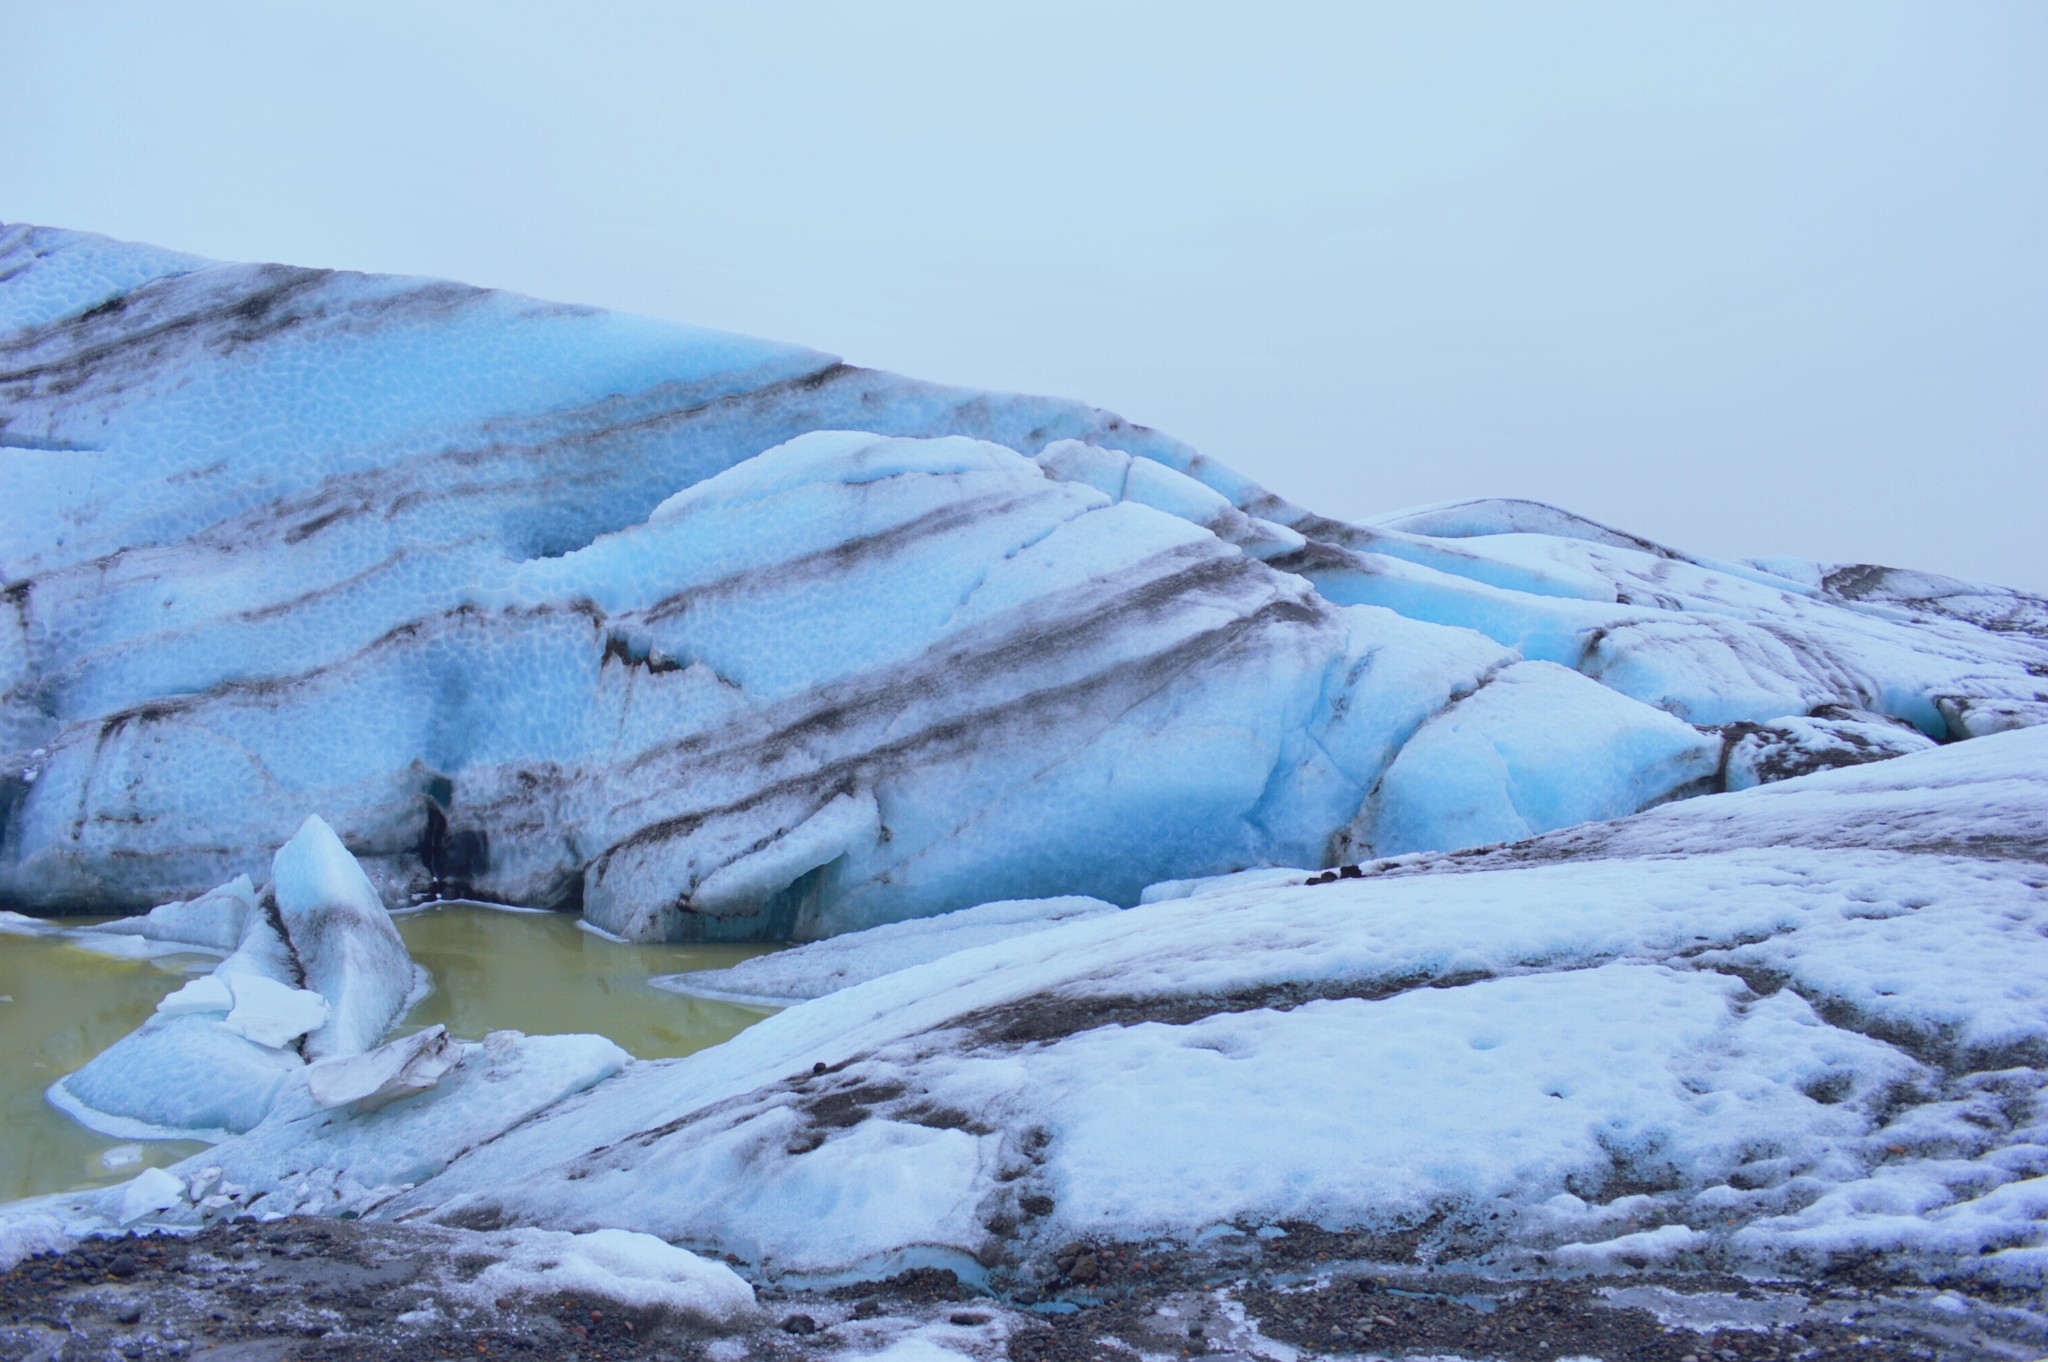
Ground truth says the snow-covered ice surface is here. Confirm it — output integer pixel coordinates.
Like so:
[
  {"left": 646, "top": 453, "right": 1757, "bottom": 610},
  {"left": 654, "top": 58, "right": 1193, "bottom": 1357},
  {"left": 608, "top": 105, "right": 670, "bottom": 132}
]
[
  {"left": 5, "top": 224, "right": 2043, "bottom": 942},
  {"left": 21, "top": 728, "right": 2032, "bottom": 1298},
  {"left": 654, "top": 895, "right": 1119, "bottom": 1004},
  {"left": 367, "top": 729, "right": 2024, "bottom": 1289}
]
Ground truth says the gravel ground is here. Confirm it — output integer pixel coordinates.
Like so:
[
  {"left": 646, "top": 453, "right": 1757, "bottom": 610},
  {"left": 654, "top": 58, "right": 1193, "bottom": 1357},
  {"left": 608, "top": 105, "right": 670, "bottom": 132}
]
[{"left": 2, "top": 1218, "right": 2042, "bottom": 1362}]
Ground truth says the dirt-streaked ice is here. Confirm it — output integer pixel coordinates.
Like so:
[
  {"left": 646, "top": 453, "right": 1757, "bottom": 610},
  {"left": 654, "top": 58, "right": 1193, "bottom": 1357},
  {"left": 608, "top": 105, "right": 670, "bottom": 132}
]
[{"left": 5, "top": 224, "right": 2041, "bottom": 941}]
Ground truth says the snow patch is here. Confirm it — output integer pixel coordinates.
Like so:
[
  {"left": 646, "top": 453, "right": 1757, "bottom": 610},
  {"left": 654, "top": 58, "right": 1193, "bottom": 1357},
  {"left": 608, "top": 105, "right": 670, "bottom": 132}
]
[{"left": 442, "top": 1225, "right": 757, "bottom": 1325}]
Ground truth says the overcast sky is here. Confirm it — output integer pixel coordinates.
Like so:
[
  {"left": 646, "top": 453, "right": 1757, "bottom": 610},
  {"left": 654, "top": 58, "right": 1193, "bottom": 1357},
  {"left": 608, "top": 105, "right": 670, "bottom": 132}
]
[{"left": 5, "top": 2, "right": 2043, "bottom": 590}]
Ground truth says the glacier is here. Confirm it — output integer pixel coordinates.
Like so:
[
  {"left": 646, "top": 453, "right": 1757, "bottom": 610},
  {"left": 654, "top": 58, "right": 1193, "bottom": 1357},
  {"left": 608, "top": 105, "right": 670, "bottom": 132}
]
[
  {"left": 5, "top": 222, "right": 2044, "bottom": 942},
  {"left": 5, "top": 222, "right": 2048, "bottom": 1327}
]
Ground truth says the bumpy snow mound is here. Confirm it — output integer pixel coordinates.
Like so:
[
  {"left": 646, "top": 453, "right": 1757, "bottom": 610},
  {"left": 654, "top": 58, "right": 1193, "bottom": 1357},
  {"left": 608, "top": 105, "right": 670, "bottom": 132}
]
[
  {"left": 328, "top": 729, "right": 2042, "bottom": 1288},
  {"left": 3, "top": 224, "right": 2044, "bottom": 939},
  {"left": 442, "top": 1225, "right": 757, "bottom": 1325}
]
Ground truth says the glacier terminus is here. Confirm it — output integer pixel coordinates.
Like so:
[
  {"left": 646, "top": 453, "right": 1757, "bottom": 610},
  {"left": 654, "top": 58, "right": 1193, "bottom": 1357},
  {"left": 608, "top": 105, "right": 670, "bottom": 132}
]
[{"left": 2, "top": 222, "right": 2046, "bottom": 1359}]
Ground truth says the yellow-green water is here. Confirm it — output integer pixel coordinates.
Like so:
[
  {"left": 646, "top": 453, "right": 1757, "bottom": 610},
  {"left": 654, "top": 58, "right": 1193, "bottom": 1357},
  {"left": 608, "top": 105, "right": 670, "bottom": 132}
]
[
  {"left": 0, "top": 934, "right": 213, "bottom": 1202},
  {"left": 390, "top": 903, "right": 779, "bottom": 1058},
  {"left": 1, "top": 905, "right": 780, "bottom": 1203}
]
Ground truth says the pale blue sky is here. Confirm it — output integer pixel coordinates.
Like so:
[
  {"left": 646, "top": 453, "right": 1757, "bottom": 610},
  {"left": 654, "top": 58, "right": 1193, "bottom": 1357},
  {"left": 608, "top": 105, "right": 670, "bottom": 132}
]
[{"left": 5, "top": 2, "right": 2044, "bottom": 590}]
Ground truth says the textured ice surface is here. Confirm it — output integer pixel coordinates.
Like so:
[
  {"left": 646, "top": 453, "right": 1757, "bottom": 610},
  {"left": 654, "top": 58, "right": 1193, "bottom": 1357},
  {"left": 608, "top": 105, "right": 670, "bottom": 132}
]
[
  {"left": 305, "top": 1026, "right": 461, "bottom": 1111},
  {"left": 0, "top": 224, "right": 206, "bottom": 334},
  {"left": 654, "top": 895, "right": 1119, "bottom": 1004},
  {"left": 51, "top": 1012, "right": 304, "bottom": 1139},
  {"left": 4, "top": 225, "right": 2042, "bottom": 941},
  {"left": 12, "top": 223, "right": 2048, "bottom": 1311},
  {"left": 204, "top": 728, "right": 2032, "bottom": 1289},
  {"left": 1346, "top": 659, "right": 1721, "bottom": 857}
]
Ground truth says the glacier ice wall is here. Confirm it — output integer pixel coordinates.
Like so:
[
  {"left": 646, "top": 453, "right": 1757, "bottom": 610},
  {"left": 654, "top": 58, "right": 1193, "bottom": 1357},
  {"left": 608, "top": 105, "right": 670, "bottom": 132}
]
[{"left": 2, "top": 223, "right": 2044, "bottom": 940}]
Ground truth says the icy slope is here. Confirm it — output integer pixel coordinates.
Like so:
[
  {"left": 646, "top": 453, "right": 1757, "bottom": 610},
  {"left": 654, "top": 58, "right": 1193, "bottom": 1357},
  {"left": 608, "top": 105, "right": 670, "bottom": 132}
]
[
  {"left": 393, "top": 730, "right": 2048, "bottom": 1287},
  {"left": 3, "top": 223, "right": 2044, "bottom": 939},
  {"left": 41, "top": 728, "right": 2043, "bottom": 1290}
]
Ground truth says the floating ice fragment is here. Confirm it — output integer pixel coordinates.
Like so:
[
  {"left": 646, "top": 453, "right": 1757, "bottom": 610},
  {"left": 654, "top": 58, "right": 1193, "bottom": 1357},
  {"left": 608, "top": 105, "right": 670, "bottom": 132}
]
[
  {"left": 84, "top": 875, "right": 260, "bottom": 953},
  {"left": 52, "top": 1014, "right": 303, "bottom": 1138}
]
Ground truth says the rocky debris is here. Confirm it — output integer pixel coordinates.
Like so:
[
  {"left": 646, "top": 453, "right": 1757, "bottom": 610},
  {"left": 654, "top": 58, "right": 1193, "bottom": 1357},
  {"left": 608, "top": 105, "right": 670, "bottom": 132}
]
[
  {"left": 1718, "top": 706, "right": 1939, "bottom": 791},
  {"left": 5, "top": 1220, "right": 2040, "bottom": 1362}
]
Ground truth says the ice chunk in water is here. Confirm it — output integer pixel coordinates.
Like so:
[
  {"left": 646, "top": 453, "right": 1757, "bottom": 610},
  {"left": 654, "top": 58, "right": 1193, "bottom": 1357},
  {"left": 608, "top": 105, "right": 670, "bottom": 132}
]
[
  {"left": 80, "top": 876, "right": 260, "bottom": 954},
  {"left": 271, "top": 815, "right": 413, "bottom": 1060},
  {"left": 50, "top": 817, "right": 416, "bottom": 1138},
  {"left": 51, "top": 1014, "right": 304, "bottom": 1138}
]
